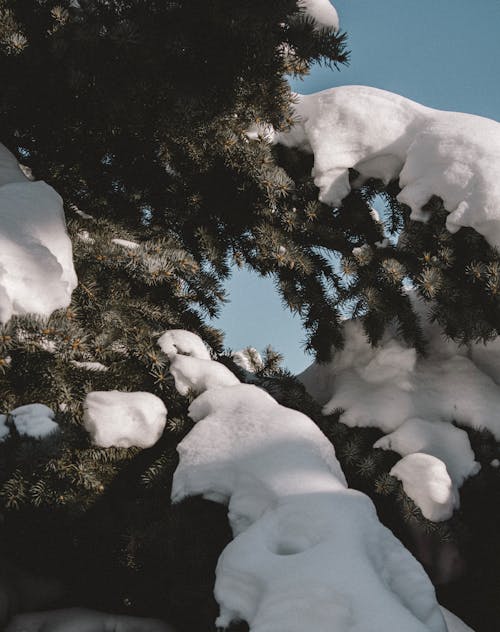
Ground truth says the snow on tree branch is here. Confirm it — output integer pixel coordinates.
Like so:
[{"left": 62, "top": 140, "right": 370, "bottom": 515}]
[
  {"left": 277, "top": 85, "right": 500, "bottom": 249},
  {"left": 298, "top": 0, "right": 339, "bottom": 31},
  {"left": 298, "top": 296, "right": 500, "bottom": 520},
  {"left": 0, "top": 143, "right": 77, "bottom": 323},
  {"left": 168, "top": 331, "right": 451, "bottom": 631}
]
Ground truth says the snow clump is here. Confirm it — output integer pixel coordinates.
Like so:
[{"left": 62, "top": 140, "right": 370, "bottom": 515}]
[
  {"left": 298, "top": 297, "right": 497, "bottom": 520},
  {"left": 231, "top": 347, "right": 264, "bottom": 373},
  {"left": 169, "top": 331, "right": 449, "bottom": 632},
  {"left": 158, "top": 329, "right": 211, "bottom": 360},
  {"left": 168, "top": 354, "right": 240, "bottom": 396},
  {"left": 10, "top": 403, "right": 59, "bottom": 439},
  {"left": 390, "top": 453, "right": 459, "bottom": 522},
  {"left": 83, "top": 390, "right": 167, "bottom": 449},
  {"left": 374, "top": 418, "right": 480, "bottom": 488},
  {"left": 298, "top": 0, "right": 339, "bottom": 31},
  {"left": 0, "top": 143, "right": 77, "bottom": 323},
  {"left": 276, "top": 85, "right": 500, "bottom": 248}
]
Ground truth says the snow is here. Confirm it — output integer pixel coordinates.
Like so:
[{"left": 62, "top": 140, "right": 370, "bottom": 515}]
[
  {"left": 298, "top": 297, "right": 500, "bottom": 519},
  {"left": 276, "top": 85, "right": 500, "bottom": 248},
  {"left": 111, "top": 237, "right": 139, "bottom": 250},
  {"left": 374, "top": 418, "right": 481, "bottom": 487},
  {"left": 300, "top": 315, "right": 500, "bottom": 441},
  {"left": 0, "top": 143, "right": 27, "bottom": 187},
  {"left": 168, "top": 354, "right": 240, "bottom": 396},
  {"left": 231, "top": 348, "right": 264, "bottom": 373},
  {"left": 390, "top": 453, "right": 459, "bottom": 522},
  {"left": 298, "top": 0, "right": 339, "bottom": 32},
  {"left": 157, "top": 329, "right": 211, "bottom": 360},
  {"left": 83, "top": 390, "right": 167, "bottom": 449},
  {"left": 0, "top": 413, "right": 9, "bottom": 441},
  {"left": 10, "top": 403, "right": 58, "bottom": 439},
  {"left": 440, "top": 607, "right": 475, "bottom": 632},
  {"left": 5, "top": 608, "right": 175, "bottom": 632},
  {"left": 171, "top": 360, "right": 448, "bottom": 631},
  {"left": 71, "top": 360, "right": 108, "bottom": 372},
  {"left": 0, "top": 143, "right": 77, "bottom": 323}
]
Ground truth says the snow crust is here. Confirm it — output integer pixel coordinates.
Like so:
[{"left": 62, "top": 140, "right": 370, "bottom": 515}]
[
  {"left": 169, "top": 332, "right": 447, "bottom": 632},
  {"left": 390, "top": 453, "right": 459, "bottom": 522},
  {"left": 158, "top": 329, "right": 211, "bottom": 360},
  {"left": 10, "top": 403, "right": 58, "bottom": 439},
  {"left": 298, "top": 0, "right": 339, "bottom": 31},
  {"left": 83, "top": 391, "right": 167, "bottom": 449},
  {"left": 277, "top": 86, "right": 500, "bottom": 248},
  {"left": 5, "top": 608, "right": 175, "bottom": 632},
  {"left": 0, "top": 144, "right": 77, "bottom": 323}
]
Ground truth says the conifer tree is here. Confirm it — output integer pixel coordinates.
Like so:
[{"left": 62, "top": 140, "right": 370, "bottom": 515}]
[{"left": 1, "top": 2, "right": 500, "bottom": 631}]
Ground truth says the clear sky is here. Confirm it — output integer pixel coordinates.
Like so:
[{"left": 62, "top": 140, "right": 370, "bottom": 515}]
[{"left": 213, "top": 0, "right": 500, "bottom": 374}]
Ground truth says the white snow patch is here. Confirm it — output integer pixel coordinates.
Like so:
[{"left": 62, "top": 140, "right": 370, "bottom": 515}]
[
  {"left": 300, "top": 315, "right": 500, "bottom": 440},
  {"left": 158, "top": 329, "right": 211, "bottom": 360},
  {"left": 171, "top": 372, "right": 446, "bottom": 630},
  {"left": 390, "top": 453, "right": 459, "bottom": 522},
  {"left": 298, "top": 0, "right": 339, "bottom": 31},
  {"left": 111, "top": 237, "right": 139, "bottom": 250},
  {"left": 83, "top": 390, "right": 167, "bottom": 449},
  {"left": 374, "top": 418, "right": 480, "bottom": 488},
  {"left": 5, "top": 608, "right": 175, "bottom": 632},
  {"left": 0, "top": 144, "right": 77, "bottom": 323},
  {"left": 276, "top": 86, "right": 500, "bottom": 248},
  {"left": 10, "top": 403, "right": 58, "bottom": 439},
  {"left": 169, "top": 354, "right": 240, "bottom": 396}
]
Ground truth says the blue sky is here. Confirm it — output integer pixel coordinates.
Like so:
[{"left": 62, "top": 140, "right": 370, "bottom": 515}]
[{"left": 213, "top": 0, "right": 500, "bottom": 373}]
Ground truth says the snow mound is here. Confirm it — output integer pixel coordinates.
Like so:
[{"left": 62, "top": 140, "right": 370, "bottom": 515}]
[
  {"left": 390, "top": 453, "right": 459, "bottom": 522},
  {"left": 300, "top": 316, "right": 500, "bottom": 441},
  {"left": 173, "top": 384, "right": 347, "bottom": 524},
  {"left": 374, "top": 418, "right": 480, "bottom": 487},
  {"left": 171, "top": 367, "right": 447, "bottom": 630},
  {"left": 276, "top": 85, "right": 500, "bottom": 248},
  {"left": 0, "top": 144, "right": 77, "bottom": 323},
  {"left": 298, "top": 0, "right": 339, "bottom": 31},
  {"left": 169, "top": 354, "right": 240, "bottom": 396},
  {"left": 158, "top": 329, "right": 211, "bottom": 360},
  {"left": 10, "top": 403, "right": 58, "bottom": 439},
  {"left": 83, "top": 390, "right": 167, "bottom": 449},
  {"left": 5, "top": 608, "right": 175, "bottom": 632}
]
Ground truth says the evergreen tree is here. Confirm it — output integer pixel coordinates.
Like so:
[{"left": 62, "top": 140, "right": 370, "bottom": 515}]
[{"left": 1, "top": 2, "right": 500, "bottom": 631}]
